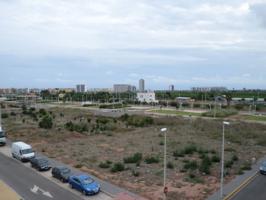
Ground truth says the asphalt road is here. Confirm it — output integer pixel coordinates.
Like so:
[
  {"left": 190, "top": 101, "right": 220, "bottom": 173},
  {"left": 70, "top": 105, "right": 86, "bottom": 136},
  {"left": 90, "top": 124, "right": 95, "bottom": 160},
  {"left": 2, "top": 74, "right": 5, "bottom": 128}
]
[
  {"left": 232, "top": 173, "right": 266, "bottom": 200},
  {"left": 0, "top": 152, "right": 82, "bottom": 200}
]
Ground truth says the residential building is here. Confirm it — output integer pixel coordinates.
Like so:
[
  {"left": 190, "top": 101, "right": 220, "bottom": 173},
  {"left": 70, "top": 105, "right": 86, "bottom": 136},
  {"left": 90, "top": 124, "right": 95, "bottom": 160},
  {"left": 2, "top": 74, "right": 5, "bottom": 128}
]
[
  {"left": 113, "top": 84, "right": 136, "bottom": 93},
  {"left": 76, "top": 84, "right": 86, "bottom": 93},
  {"left": 137, "top": 92, "right": 158, "bottom": 103},
  {"left": 139, "top": 79, "right": 145, "bottom": 92}
]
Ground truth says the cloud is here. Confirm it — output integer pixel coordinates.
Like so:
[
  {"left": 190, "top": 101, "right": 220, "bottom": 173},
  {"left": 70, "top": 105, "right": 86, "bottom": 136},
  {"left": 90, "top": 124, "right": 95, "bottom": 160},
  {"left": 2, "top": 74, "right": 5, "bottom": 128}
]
[
  {"left": 0, "top": 0, "right": 266, "bottom": 89},
  {"left": 250, "top": 2, "right": 266, "bottom": 27}
]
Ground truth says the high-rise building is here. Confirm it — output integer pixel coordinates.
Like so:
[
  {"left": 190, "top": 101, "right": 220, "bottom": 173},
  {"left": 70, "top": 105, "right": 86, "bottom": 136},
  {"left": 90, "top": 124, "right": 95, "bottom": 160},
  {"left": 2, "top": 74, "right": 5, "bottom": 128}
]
[
  {"left": 113, "top": 84, "right": 136, "bottom": 93},
  {"left": 76, "top": 84, "right": 86, "bottom": 93},
  {"left": 169, "top": 85, "right": 174, "bottom": 91},
  {"left": 139, "top": 79, "right": 145, "bottom": 92}
]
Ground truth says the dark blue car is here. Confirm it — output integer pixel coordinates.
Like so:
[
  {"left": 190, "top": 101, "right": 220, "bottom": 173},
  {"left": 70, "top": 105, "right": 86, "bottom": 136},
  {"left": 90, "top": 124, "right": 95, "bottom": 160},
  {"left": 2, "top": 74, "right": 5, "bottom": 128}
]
[
  {"left": 69, "top": 174, "right": 100, "bottom": 195},
  {"left": 260, "top": 161, "right": 266, "bottom": 175}
]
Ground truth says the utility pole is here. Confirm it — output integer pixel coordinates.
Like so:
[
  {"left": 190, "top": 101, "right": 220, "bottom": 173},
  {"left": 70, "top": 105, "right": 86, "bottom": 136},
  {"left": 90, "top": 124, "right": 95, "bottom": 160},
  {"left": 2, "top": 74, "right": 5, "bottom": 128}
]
[
  {"left": 220, "top": 121, "right": 230, "bottom": 200},
  {"left": 161, "top": 128, "right": 168, "bottom": 200}
]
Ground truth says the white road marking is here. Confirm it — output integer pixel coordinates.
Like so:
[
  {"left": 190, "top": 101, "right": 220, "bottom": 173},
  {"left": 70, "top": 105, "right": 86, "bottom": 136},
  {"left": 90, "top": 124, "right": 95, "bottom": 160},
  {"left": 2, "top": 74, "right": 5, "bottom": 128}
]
[{"left": 30, "top": 185, "right": 53, "bottom": 198}]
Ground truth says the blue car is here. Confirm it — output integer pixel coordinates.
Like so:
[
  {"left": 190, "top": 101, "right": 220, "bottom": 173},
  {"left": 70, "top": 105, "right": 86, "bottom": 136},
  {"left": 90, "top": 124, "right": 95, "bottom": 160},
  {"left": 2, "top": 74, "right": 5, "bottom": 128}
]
[
  {"left": 69, "top": 174, "right": 100, "bottom": 195},
  {"left": 260, "top": 161, "right": 266, "bottom": 175}
]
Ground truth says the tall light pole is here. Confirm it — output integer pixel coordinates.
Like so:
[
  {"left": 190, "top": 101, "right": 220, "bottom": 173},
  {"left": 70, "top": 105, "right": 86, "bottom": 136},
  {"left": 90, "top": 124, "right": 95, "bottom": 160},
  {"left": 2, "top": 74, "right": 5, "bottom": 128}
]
[
  {"left": 220, "top": 121, "right": 230, "bottom": 200},
  {"left": 161, "top": 128, "right": 167, "bottom": 200}
]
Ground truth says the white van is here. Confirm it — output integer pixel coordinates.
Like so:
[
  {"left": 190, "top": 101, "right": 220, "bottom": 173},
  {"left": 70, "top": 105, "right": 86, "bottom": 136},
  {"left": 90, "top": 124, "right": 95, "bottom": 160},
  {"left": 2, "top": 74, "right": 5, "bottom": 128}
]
[
  {"left": 0, "top": 126, "right": 6, "bottom": 146},
  {"left": 11, "top": 142, "right": 35, "bottom": 162}
]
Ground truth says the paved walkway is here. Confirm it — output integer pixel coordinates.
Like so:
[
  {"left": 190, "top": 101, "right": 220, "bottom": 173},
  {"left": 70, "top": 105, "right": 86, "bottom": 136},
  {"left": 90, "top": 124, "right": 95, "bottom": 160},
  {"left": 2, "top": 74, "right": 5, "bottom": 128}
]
[{"left": 207, "top": 156, "right": 266, "bottom": 200}]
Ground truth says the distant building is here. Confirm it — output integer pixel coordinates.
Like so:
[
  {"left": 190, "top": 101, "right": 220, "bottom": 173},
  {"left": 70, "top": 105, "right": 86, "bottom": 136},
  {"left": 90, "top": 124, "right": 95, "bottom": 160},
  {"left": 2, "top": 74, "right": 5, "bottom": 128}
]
[
  {"left": 169, "top": 85, "right": 174, "bottom": 91},
  {"left": 29, "top": 88, "right": 42, "bottom": 94},
  {"left": 113, "top": 84, "right": 136, "bottom": 93},
  {"left": 139, "top": 79, "right": 145, "bottom": 92},
  {"left": 76, "top": 84, "right": 86, "bottom": 93},
  {"left": 16, "top": 88, "right": 29, "bottom": 94},
  {"left": 87, "top": 88, "right": 112, "bottom": 93},
  {"left": 192, "top": 87, "right": 227, "bottom": 92},
  {"left": 137, "top": 92, "right": 158, "bottom": 103}
]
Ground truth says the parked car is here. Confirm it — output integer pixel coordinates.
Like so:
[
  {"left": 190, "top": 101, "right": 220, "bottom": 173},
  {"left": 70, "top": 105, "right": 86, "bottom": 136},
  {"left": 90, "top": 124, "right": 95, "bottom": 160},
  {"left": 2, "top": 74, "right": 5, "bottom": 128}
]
[
  {"left": 52, "top": 166, "right": 71, "bottom": 182},
  {"left": 0, "top": 126, "right": 6, "bottom": 146},
  {"left": 69, "top": 174, "right": 100, "bottom": 195},
  {"left": 30, "top": 157, "right": 51, "bottom": 171},
  {"left": 260, "top": 161, "right": 266, "bottom": 174},
  {"left": 11, "top": 141, "right": 35, "bottom": 162}
]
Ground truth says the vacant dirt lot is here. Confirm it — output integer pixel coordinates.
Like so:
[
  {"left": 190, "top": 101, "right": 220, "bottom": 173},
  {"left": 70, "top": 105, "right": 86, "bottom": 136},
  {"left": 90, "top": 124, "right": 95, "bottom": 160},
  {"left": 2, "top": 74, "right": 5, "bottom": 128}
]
[{"left": 2, "top": 104, "right": 266, "bottom": 200}]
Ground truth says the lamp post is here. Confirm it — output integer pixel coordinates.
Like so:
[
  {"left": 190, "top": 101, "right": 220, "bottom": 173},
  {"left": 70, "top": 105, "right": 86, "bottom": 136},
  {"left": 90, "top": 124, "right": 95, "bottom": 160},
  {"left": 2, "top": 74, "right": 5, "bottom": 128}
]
[
  {"left": 220, "top": 121, "right": 230, "bottom": 200},
  {"left": 161, "top": 128, "right": 167, "bottom": 200}
]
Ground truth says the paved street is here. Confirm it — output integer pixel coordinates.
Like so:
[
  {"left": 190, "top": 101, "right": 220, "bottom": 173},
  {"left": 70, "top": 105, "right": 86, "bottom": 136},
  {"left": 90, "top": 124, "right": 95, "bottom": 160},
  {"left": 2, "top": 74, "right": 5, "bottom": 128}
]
[
  {"left": 0, "top": 143, "right": 143, "bottom": 200},
  {"left": 0, "top": 152, "right": 82, "bottom": 200},
  {"left": 231, "top": 174, "right": 266, "bottom": 200}
]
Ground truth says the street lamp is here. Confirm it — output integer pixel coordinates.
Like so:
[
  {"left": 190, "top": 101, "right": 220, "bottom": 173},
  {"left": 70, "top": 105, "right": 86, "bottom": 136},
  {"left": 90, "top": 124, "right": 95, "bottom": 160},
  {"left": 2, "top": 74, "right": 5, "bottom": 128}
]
[
  {"left": 220, "top": 121, "right": 230, "bottom": 200},
  {"left": 161, "top": 128, "right": 167, "bottom": 200}
]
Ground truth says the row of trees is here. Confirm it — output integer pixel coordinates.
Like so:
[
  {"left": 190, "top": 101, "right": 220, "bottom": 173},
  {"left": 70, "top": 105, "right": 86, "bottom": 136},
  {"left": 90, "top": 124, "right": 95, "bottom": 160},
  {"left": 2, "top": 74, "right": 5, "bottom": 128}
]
[{"left": 40, "top": 90, "right": 266, "bottom": 103}]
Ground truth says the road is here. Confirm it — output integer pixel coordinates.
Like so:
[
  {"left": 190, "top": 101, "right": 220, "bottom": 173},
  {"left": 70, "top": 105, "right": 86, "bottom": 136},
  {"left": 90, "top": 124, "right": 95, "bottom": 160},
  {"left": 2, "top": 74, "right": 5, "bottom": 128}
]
[
  {"left": 231, "top": 173, "right": 266, "bottom": 200},
  {"left": 0, "top": 152, "right": 82, "bottom": 200}
]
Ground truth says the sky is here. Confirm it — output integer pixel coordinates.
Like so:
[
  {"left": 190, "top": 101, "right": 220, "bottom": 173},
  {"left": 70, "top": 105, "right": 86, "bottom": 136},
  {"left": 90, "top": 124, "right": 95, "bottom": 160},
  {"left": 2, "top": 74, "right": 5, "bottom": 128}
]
[{"left": 0, "top": 0, "right": 266, "bottom": 90}]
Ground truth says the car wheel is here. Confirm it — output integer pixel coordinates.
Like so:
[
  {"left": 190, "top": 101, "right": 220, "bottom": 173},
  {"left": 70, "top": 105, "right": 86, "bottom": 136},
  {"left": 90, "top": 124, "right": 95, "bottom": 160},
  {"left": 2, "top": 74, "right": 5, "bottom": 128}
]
[
  {"left": 61, "top": 178, "right": 64, "bottom": 182},
  {"left": 82, "top": 190, "right": 87, "bottom": 196}
]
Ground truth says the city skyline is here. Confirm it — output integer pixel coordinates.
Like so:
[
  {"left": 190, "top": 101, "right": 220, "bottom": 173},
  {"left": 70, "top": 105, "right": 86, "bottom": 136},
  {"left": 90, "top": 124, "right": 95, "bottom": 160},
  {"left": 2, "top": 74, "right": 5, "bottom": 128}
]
[{"left": 1, "top": 0, "right": 266, "bottom": 89}]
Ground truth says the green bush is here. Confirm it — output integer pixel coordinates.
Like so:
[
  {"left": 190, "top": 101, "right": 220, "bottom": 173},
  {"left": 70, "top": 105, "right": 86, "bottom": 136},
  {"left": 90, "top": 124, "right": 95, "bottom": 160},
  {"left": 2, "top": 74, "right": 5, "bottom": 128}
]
[
  {"left": 39, "top": 115, "right": 53, "bottom": 129},
  {"left": 173, "top": 150, "right": 185, "bottom": 157},
  {"left": 39, "top": 108, "right": 47, "bottom": 116},
  {"left": 145, "top": 156, "right": 159, "bottom": 164},
  {"left": 99, "top": 161, "right": 111, "bottom": 168},
  {"left": 241, "top": 161, "right": 252, "bottom": 171},
  {"left": 1, "top": 113, "right": 8, "bottom": 118},
  {"left": 121, "top": 115, "right": 154, "bottom": 127},
  {"left": 124, "top": 153, "right": 142, "bottom": 164},
  {"left": 211, "top": 155, "right": 220, "bottom": 163},
  {"left": 183, "top": 144, "right": 198, "bottom": 154},
  {"left": 167, "top": 161, "right": 174, "bottom": 169},
  {"left": 111, "top": 162, "right": 125, "bottom": 173},
  {"left": 232, "top": 155, "right": 239, "bottom": 162},
  {"left": 10, "top": 112, "right": 16, "bottom": 116},
  {"left": 225, "top": 160, "right": 234, "bottom": 168},
  {"left": 199, "top": 156, "right": 211, "bottom": 174},
  {"left": 65, "top": 121, "right": 88, "bottom": 133},
  {"left": 183, "top": 160, "right": 198, "bottom": 171}
]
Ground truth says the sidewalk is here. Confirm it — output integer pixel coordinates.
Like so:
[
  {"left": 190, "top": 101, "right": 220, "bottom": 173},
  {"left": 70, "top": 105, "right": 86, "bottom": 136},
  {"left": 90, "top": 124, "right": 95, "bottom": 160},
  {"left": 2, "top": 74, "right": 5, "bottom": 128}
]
[{"left": 207, "top": 156, "right": 266, "bottom": 200}]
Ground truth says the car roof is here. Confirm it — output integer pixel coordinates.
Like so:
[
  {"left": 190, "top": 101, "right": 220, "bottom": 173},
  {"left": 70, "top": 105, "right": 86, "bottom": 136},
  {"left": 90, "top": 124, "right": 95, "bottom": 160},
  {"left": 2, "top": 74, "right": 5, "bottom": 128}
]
[
  {"left": 55, "top": 166, "right": 69, "bottom": 170},
  {"left": 34, "top": 157, "right": 48, "bottom": 161},
  {"left": 76, "top": 174, "right": 91, "bottom": 180},
  {"left": 13, "top": 142, "right": 31, "bottom": 149}
]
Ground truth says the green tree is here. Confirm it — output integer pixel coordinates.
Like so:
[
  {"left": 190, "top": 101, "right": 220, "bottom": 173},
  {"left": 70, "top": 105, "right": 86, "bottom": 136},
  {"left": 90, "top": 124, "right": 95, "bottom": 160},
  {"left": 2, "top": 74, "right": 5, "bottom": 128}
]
[{"left": 39, "top": 115, "right": 53, "bottom": 129}]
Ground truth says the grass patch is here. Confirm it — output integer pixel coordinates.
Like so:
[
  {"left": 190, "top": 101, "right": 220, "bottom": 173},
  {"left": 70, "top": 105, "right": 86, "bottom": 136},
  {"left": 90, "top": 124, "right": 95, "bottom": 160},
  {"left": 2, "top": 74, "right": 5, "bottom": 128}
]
[
  {"left": 242, "top": 115, "right": 266, "bottom": 122},
  {"left": 150, "top": 109, "right": 201, "bottom": 116}
]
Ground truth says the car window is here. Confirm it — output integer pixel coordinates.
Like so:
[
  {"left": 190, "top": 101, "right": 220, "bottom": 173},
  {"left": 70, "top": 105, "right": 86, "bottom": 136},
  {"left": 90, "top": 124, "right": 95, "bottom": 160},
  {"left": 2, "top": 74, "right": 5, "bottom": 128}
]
[
  {"left": 73, "top": 178, "right": 80, "bottom": 183},
  {"left": 82, "top": 177, "right": 94, "bottom": 185}
]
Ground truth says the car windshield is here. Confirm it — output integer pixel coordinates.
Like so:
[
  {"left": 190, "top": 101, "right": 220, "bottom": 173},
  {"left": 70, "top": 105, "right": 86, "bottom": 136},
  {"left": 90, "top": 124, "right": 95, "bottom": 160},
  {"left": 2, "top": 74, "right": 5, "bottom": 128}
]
[
  {"left": 82, "top": 177, "right": 94, "bottom": 185},
  {"left": 21, "top": 149, "right": 33, "bottom": 154},
  {"left": 262, "top": 162, "right": 266, "bottom": 167},
  {"left": 61, "top": 168, "right": 70, "bottom": 174},
  {"left": 38, "top": 159, "right": 48, "bottom": 164},
  {"left": 0, "top": 131, "right": 5, "bottom": 137}
]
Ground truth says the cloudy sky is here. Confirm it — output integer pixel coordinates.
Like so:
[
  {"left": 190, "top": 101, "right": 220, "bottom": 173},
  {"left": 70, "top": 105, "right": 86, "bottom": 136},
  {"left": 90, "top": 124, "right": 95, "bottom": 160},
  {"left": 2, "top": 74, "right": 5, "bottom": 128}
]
[{"left": 1, "top": 0, "right": 266, "bottom": 90}]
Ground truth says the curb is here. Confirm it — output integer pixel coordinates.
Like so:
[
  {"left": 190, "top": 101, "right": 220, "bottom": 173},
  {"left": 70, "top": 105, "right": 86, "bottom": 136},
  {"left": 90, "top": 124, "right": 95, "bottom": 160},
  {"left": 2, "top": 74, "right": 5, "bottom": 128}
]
[{"left": 223, "top": 171, "right": 259, "bottom": 200}]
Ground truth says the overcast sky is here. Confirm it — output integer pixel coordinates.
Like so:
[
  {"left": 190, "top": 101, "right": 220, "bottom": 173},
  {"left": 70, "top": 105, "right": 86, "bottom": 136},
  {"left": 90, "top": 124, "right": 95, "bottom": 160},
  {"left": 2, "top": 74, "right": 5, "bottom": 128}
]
[{"left": 1, "top": 0, "right": 266, "bottom": 90}]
